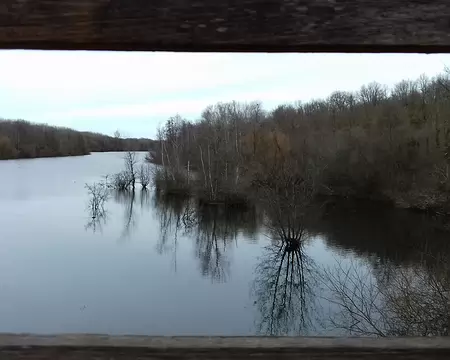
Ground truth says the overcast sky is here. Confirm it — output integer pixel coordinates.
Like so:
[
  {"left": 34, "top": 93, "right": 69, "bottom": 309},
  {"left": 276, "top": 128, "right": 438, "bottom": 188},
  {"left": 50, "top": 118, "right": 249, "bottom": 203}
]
[{"left": 1, "top": 50, "right": 450, "bottom": 138}]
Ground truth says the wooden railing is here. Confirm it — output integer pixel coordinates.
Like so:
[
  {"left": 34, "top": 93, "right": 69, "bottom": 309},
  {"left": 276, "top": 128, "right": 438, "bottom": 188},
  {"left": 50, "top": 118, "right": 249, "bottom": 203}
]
[
  {"left": 0, "top": 0, "right": 450, "bottom": 52},
  {"left": 0, "top": 334, "right": 449, "bottom": 359}
]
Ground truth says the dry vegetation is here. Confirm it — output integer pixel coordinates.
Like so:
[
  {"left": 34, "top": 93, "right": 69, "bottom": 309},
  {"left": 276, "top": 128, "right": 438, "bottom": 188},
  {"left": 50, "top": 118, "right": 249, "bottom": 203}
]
[
  {"left": 321, "top": 254, "right": 450, "bottom": 337},
  {"left": 151, "top": 71, "right": 450, "bottom": 213},
  {"left": 0, "top": 119, "right": 155, "bottom": 159}
]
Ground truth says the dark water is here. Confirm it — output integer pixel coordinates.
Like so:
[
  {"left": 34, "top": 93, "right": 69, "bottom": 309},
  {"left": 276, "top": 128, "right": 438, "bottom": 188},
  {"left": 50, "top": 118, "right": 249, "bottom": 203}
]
[{"left": 0, "top": 152, "right": 449, "bottom": 337}]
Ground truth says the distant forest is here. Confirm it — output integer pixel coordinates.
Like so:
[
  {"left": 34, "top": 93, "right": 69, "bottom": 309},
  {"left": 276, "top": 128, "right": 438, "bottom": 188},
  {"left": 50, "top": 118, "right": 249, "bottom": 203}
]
[
  {"left": 153, "top": 71, "right": 450, "bottom": 213},
  {"left": 0, "top": 119, "right": 156, "bottom": 160}
]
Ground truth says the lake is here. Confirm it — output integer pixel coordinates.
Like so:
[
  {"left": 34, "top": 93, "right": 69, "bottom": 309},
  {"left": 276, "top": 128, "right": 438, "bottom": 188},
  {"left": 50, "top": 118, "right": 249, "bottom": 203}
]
[{"left": 0, "top": 152, "right": 449, "bottom": 337}]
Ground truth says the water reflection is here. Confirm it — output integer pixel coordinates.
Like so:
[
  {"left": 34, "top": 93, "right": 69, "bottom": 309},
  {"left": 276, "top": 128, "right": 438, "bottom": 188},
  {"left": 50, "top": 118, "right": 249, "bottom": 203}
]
[
  {"left": 315, "top": 200, "right": 450, "bottom": 337},
  {"left": 313, "top": 199, "right": 450, "bottom": 267},
  {"left": 152, "top": 192, "right": 192, "bottom": 255},
  {"left": 85, "top": 210, "right": 108, "bottom": 234},
  {"left": 249, "top": 193, "right": 323, "bottom": 335},
  {"left": 113, "top": 190, "right": 137, "bottom": 240},
  {"left": 140, "top": 188, "right": 151, "bottom": 210},
  {"left": 194, "top": 205, "right": 233, "bottom": 283},
  {"left": 151, "top": 192, "right": 261, "bottom": 282},
  {"left": 151, "top": 192, "right": 190, "bottom": 272},
  {"left": 321, "top": 251, "right": 450, "bottom": 337},
  {"left": 82, "top": 181, "right": 450, "bottom": 337},
  {"left": 85, "top": 186, "right": 152, "bottom": 239},
  {"left": 252, "top": 235, "right": 317, "bottom": 336},
  {"left": 194, "top": 204, "right": 262, "bottom": 282}
]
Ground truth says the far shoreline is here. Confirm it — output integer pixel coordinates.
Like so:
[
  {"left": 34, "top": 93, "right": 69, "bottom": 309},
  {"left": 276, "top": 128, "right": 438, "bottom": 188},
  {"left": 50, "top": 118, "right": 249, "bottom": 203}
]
[{"left": 0, "top": 150, "right": 150, "bottom": 161}]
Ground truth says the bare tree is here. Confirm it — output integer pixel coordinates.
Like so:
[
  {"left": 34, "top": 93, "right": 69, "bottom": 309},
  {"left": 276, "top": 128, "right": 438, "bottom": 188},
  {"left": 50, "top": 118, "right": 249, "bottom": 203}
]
[
  {"left": 148, "top": 69, "right": 450, "bottom": 213},
  {"left": 139, "top": 163, "right": 151, "bottom": 189},
  {"left": 85, "top": 181, "right": 109, "bottom": 218},
  {"left": 112, "top": 171, "right": 130, "bottom": 191},
  {"left": 84, "top": 180, "right": 110, "bottom": 233},
  {"left": 124, "top": 151, "right": 138, "bottom": 190}
]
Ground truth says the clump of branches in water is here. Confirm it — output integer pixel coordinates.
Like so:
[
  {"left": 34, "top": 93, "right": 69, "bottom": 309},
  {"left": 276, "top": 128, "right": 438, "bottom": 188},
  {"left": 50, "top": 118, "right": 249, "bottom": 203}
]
[
  {"left": 85, "top": 180, "right": 109, "bottom": 217},
  {"left": 139, "top": 163, "right": 151, "bottom": 189},
  {"left": 112, "top": 171, "right": 131, "bottom": 191},
  {"left": 109, "top": 151, "right": 153, "bottom": 191},
  {"left": 85, "top": 179, "right": 110, "bottom": 233}
]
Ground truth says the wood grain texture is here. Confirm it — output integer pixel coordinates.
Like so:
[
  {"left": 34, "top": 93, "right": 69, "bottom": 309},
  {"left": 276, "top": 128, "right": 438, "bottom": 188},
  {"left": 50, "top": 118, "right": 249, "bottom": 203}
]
[
  {"left": 1, "top": 0, "right": 450, "bottom": 52},
  {"left": 0, "top": 335, "right": 450, "bottom": 359}
]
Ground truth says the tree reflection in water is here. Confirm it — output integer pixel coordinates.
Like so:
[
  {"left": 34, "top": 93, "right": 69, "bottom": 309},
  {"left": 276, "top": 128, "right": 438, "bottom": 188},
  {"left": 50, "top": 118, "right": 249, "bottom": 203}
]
[
  {"left": 252, "top": 224, "right": 317, "bottom": 336},
  {"left": 321, "top": 251, "right": 450, "bottom": 337},
  {"left": 313, "top": 199, "right": 450, "bottom": 337},
  {"left": 152, "top": 192, "right": 191, "bottom": 272},
  {"left": 195, "top": 203, "right": 261, "bottom": 282},
  {"left": 85, "top": 208, "right": 108, "bottom": 234},
  {"left": 194, "top": 205, "right": 232, "bottom": 283},
  {"left": 152, "top": 191, "right": 260, "bottom": 282},
  {"left": 113, "top": 189, "right": 137, "bottom": 240},
  {"left": 140, "top": 188, "right": 151, "bottom": 211},
  {"left": 83, "top": 180, "right": 450, "bottom": 337},
  {"left": 84, "top": 185, "right": 153, "bottom": 239}
]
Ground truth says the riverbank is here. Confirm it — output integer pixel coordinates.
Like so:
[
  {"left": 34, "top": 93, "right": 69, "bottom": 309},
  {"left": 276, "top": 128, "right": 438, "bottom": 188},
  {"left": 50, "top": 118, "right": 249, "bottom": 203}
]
[
  {"left": 0, "top": 150, "right": 148, "bottom": 162},
  {"left": 151, "top": 165, "right": 450, "bottom": 218},
  {"left": 0, "top": 119, "right": 155, "bottom": 160}
]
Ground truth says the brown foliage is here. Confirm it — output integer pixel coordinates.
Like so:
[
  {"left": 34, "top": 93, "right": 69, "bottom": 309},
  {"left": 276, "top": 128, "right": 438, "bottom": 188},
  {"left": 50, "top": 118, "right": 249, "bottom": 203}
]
[
  {"left": 0, "top": 119, "right": 156, "bottom": 160},
  {"left": 152, "top": 71, "right": 450, "bottom": 211}
]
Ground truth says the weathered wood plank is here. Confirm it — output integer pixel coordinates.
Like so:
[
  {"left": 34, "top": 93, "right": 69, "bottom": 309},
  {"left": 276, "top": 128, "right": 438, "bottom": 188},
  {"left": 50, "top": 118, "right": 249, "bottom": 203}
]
[
  {"left": 1, "top": 0, "right": 450, "bottom": 52},
  {"left": 0, "top": 335, "right": 450, "bottom": 359}
]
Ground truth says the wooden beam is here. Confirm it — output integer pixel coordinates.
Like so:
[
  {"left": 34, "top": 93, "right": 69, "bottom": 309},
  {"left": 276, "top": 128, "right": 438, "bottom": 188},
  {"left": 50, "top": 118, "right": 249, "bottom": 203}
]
[
  {"left": 0, "top": 334, "right": 450, "bottom": 359},
  {"left": 1, "top": 0, "right": 450, "bottom": 52}
]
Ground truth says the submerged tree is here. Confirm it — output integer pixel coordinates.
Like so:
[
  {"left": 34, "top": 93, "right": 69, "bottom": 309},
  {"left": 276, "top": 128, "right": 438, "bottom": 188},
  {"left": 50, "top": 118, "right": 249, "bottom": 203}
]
[
  {"left": 110, "top": 152, "right": 151, "bottom": 191},
  {"left": 139, "top": 163, "right": 152, "bottom": 189},
  {"left": 85, "top": 182, "right": 109, "bottom": 215},
  {"left": 84, "top": 179, "right": 110, "bottom": 233},
  {"left": 124, "top": 151, "right": 138, "bottom": 189}
]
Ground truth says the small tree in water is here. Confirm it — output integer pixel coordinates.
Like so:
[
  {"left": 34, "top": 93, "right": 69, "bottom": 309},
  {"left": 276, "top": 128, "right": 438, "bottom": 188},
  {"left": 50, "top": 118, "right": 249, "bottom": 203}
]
[
  {"left": 139, "top": 163, "right": 151, "bottom": 189},
  {"left": 124, "top": 151, "right": 138, "bottom": 190},
  {"left": 85, "top": 180, "right": 109, "bottom": 219}
]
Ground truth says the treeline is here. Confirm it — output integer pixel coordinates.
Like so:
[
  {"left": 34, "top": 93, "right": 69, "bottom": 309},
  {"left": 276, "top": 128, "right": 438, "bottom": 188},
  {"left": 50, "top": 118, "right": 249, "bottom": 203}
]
[
  {"left": 0, "top": 119, "right": 156, "bottom": 159},
  {"left": 151, "top": 71, "right": 450, "bottom": 213}
]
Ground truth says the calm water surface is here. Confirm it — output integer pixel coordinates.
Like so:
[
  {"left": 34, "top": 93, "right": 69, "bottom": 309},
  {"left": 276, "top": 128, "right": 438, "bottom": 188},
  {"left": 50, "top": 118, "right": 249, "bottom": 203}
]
[{"left": 0, "top": 152, "right": 449, "bottom": 337}]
